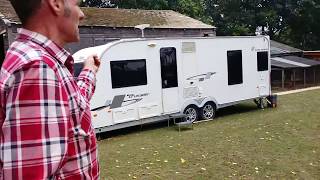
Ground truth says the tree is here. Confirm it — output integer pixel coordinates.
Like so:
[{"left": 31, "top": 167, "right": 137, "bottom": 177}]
[
  {"left": 80, "top": 0, "right": 115, "bottom": 8},
  {"left": 284, "top": 0, "right": 320, "bottom": 50},
  {"left": 203, "top": 0, "right": 254, "bottom": 35}
]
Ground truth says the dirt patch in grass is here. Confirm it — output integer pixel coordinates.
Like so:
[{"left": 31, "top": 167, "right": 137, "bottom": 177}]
[{"left": 98, "top": 90, "right": 320, "bottom": 179}]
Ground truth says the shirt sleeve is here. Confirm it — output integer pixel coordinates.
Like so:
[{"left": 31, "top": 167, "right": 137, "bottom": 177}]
[
  {"left": 76, "top": 69, "right": 96, "bottom": 101},
  {"left": 1, "top": 60, "right": 69, "bottom": 179}
]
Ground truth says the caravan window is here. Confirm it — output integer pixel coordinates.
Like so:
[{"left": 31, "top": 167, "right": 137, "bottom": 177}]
[
  {"left": 160, "top": 47, "right": 178, "bottom": 88},
  {"left": 74, "top": 62, "right": 84, "bottom": 77},
  {"left": 110, "top": 59, "right": 147, "bottom": 89},
  {"left": 227, "top": 50, "right": 243, "bottom": 85},
  {"left": 257, "top": 51, "right": 269, "bottom": 71}
]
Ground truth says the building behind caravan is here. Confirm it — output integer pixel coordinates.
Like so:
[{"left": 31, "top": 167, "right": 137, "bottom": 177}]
[
  {"left": 0, "top": 0, "right": 215, "bottom": 65},
  {"left": 270, "top": 40, "right": 320, "bottom": 90}
]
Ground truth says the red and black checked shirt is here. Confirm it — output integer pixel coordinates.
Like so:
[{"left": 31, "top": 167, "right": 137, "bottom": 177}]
[{"left": 0, "top": 28, "right": 99, "bottom": 179}]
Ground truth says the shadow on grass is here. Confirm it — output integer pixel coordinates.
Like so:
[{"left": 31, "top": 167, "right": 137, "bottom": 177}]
[
  {"left": 216, "top": 103, "right": 259, "bottom": 118},
  {"left": 97, "top": 102, "right": 260, "bottom": 140}
]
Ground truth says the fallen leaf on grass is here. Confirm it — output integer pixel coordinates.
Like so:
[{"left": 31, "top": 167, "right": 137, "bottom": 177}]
[{"left": 181, "top": 158, "right": 186, "bottom": 163}]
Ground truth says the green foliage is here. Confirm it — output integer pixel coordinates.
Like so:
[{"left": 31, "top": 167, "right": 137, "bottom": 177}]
[
  {"left": 284, "top": 0, "right": 320, "bottom": 50},
  {"left": 112, "top": 0, "right": 169, "bottom": 9},
  {"left": 80, "top": 0, "right": 115, "bottom": 8}
]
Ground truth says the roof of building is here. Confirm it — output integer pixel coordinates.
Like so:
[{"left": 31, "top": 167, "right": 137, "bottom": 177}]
[
  {"left": 0, "top": 0, "right": 18, "bottom": 23},
  {"left": 271, "top": 40, "right": 302, "bottom": 55},
  {"left": 271, "top": 56, "right": 320, "bottom": 69},
  {"left": 0, "top": 0, "right": 214, "bottom": 29},
  {"left": 81, "top": 8, "right": 214, "bottom": 29}
]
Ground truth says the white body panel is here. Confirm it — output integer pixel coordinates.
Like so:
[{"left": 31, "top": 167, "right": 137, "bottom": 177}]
[{"left": 73, "top": 36, "right": 271, "bottom": 132}]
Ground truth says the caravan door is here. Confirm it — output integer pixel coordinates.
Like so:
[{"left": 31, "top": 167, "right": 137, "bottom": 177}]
[
  {"left": 160, "top": 47, "right": 180, "bottom": 113},
  {"left": 257, "top": 51, "right": 270, "bottom": 96}
]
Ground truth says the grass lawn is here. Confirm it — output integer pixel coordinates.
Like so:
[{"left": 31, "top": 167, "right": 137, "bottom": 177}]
[{"left": 97, "top": 90, "right": 320, "bottom": 179}]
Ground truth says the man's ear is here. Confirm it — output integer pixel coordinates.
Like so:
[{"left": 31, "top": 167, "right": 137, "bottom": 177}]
[{"left": 47, "top": 0, "right": 65, "bottom": 16}]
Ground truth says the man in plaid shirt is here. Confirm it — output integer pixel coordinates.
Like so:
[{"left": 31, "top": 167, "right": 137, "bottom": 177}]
[{"left": 0, "top": 0, "right": 100, "bottom": 179}]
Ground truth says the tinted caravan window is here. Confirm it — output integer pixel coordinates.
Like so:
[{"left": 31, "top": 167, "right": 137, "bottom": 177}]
[
  {"left": 227, "top": 50, "right": 243, "bottom": 85},
  {"left": 110, "top": 59, "right": 147, "bottom": 89},
  {"left": 257, "top": 51, "right": 269, "bottom": 71},
  {"left": 160, "top": 47, "right": 178, "bottom": 88},
  {"left": 74, "top": 62, "right": 84, "bottom": 77}
]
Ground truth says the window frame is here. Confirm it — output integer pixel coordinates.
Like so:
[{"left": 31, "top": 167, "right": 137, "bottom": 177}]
[
  {"left": 160, "top": 47, "right": 178, "bottom": 89},
  {"left": 257, "top": 51, "right": 269, "bottom": 72},
  {"left": 227, "top": 50, "right": 243, "bottom": 85},
  {"left": 110, "top": 59, "right": 148, "bottom": 89}
]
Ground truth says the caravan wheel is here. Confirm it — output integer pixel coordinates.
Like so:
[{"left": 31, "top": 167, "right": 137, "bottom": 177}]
[
  {"left": 200, "top": 102, "right": 216, "bottom": 120},
  {"left": 183, "top": 106, "right": 199, "bottom": 122}
]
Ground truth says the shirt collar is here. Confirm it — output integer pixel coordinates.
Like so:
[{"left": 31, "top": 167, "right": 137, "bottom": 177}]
[{"left": 16, "top": 28, "right": 71, "bottom": 64}]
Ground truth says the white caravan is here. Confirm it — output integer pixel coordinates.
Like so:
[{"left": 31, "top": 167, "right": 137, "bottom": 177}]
[{"left": 73, "top": 36, "right": 271, "bottom": 133}]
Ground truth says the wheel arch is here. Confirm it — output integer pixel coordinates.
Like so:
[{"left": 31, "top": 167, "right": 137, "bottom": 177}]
[
  {"left": 180, "top": 96, "right": 219, "bottom": 113},
  {"left": 199, "top": 97, "right": 219, "bottom": 109}
]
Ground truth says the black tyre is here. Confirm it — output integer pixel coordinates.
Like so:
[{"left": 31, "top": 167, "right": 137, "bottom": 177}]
[
  {"left": 200, "top": 102, "right": 216, "bottom": 120},
  {"left": 183, "top": 105, "right": 199, "bottom": 122}
]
